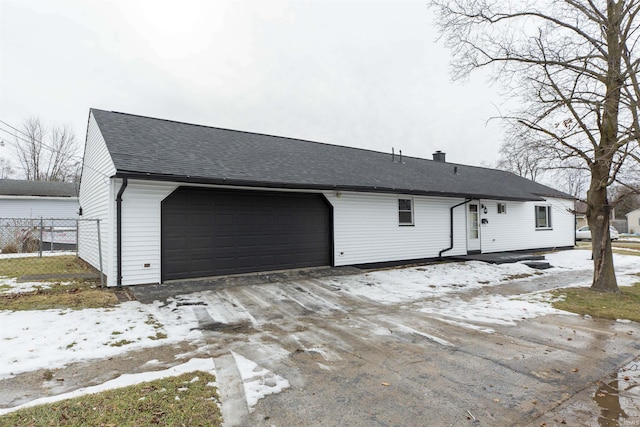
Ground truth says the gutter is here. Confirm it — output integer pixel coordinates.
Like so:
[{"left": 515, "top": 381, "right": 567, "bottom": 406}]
[
  {"left": 439, "top": 198, "right": 472, "bottom": 258},
  {"left": 116, "top": 177, "right": 128, "bottom": 287}
]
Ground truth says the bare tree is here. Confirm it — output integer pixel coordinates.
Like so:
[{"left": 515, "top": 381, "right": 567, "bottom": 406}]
[
  {"left": 430, "top": 0, "right": 640, "bottom": 292},
  {"left": 496, "top": 126, "right": 552, "bottom": 181},
  {"left": 14, "top": 117, "right": 78, "bottom": 182},
  {"left": 0, "top": 157, "right": 14, "bottom": 179},
  {"left": 552, "top": 162, "right": 591, "bottom": 200}
]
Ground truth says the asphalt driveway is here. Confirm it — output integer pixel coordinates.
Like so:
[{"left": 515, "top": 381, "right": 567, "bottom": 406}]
[{"left": 126, "top": 256, "right": 640, "bottom": 427}]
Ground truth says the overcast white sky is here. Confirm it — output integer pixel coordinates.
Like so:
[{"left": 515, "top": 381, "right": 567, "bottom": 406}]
[{"left": 0, "top": 0, "right": 507, "bottom": 171}]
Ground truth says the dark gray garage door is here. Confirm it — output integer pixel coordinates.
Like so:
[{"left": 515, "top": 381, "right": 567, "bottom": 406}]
[{"left": 161, "top": 187, "right": 332, "bottom": 281}]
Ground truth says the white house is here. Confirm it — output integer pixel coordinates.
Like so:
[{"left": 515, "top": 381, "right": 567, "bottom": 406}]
[
  {"left": 626, "top": 208, "right": 640, "bottom": 234},
  {"left": 0, "top": 179, "right": 79, "bottom": 252},
  {"left": 0, "top": 179, "right": 79, "bottom": 218},
  {"left": 79, "top": 109, "right": 575, "bottom": 287}
]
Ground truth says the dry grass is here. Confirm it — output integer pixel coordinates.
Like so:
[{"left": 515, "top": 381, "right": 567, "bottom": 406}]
[
  {"left": 0, "top": 371, "right": 223, "bottom": 426},
  {"left": 0, "top": 255, "right": 95, "bottom": 279},
  {"left": 550, "top": 283, "right": 640, "bottom": 322},
  {"left": 0, "top": 281, "right": 117, "bottom": 310},
  {"left": 0, "top": 255, "right": 112, "bottom": 310}
]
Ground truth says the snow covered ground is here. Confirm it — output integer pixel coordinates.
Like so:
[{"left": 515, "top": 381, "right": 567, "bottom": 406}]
[{"left": 0, "top": 249, "right": 638, "bottom": 417}]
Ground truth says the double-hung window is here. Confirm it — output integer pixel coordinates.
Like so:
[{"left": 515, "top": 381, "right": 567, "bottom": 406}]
[
  {"left": 398, "top": 198, "right": 414, "bottom": 226},
  {"left": 535, "top": 205, "right": 552, "bottom": 229}
]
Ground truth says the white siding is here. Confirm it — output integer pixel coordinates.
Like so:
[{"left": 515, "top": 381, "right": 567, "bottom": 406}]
[
  {"left": 627, "top": 209, "right": 640, "bottom": 234},
  {"left": 478, "top": 198, "right": 575, "bottom": 253},
  {"left": 326, "top": 192, "right": 467, "bottom": 266},
  {"left": 0, "top": 197, "right": 78, "bottom": 218},
  {"left": 78, "top": 113, "right": 117, "bottom": 277},
  {"left": 119, "top": 181, "right": 177, "bottom": 286},
  {"left": 103, "top": 181, "right": 575, "bottom": 286}
]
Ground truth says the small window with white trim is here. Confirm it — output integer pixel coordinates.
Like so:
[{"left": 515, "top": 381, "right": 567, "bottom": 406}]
[
  {"left": 497, "top": 203, "right": 506, "bottom": 214},
  {"left": 535, "top": 205, "right": 552, "bottom": 229},
  {"left": 398, "top": 198, "right": 414, "bottom": 226}
]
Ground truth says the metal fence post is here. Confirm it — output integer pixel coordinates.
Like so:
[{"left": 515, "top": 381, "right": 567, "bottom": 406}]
[
  {"left": 75, "top": 219, "right": 79, "bottom": 257},
  {"left": 39, "top": 217, "right": 43, "bottom": 258},
  {"left": 97, "top": 219, "right": 104, "bottom": 288}
]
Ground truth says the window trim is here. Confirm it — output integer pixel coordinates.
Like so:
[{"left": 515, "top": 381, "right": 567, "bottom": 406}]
[
  {"left": 535, "top": 205, "right": 552, "bottom": 229},
  {"left": 398, "top": 198, "right": 414, "bottom": 226},
  {"left": 497, "top": 203, "right": 506, "bottom": 214}
]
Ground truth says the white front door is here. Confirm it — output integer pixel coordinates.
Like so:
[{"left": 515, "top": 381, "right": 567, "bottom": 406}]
[{"left": 467, "top": 202, "right": 481, "bottom": 253}]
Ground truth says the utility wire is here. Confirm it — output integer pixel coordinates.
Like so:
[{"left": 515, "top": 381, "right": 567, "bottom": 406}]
[{"left": 0, "top": 119, "right": 111, "bottom": 182}]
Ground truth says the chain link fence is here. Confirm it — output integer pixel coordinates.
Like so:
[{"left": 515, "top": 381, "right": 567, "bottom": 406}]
[{"left": 0, "top": 218, "right": 104, "bottom": 287}]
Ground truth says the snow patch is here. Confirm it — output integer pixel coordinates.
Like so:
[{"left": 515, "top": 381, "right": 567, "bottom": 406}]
[
  {"left": 0, "top": 301, "right": 198, "bottom": 379},
  {"left": 231, "top": 351, "right": 290, "bottom": 411}
]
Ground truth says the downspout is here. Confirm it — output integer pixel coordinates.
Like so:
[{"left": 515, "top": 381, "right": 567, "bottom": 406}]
[
  {"left": 116, "top": 177, "right": 128, "bottom": 287},
  {"left": 439, "top": 198, "right": 472, "bottom": 259}
]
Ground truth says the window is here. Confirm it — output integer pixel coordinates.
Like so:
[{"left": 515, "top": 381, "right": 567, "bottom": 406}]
[
  {"left": 535, "top": 205, "right": 552, "bottom": 229},
  {"left": 497, "top": 203, "right": 506, "bottom": 214},
  {"left": 398, "top": 198, "right": 414, "bottom": 225}
]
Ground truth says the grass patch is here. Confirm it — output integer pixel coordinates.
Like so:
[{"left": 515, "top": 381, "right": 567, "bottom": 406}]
[
  {"left": 611, "top": 242, "right": 640, "bottom": 250},
  {"left": 109, "top": 339, "right": 135, "bottom": 347},
  {"left": 612, "top": 249, "right": 640, "bottom": 257},
  {"left": 149, "top": 331, "right": 168, "bottom": 340},
  {"left": 550, "top": 283, "right": 640, "bottom": 322},
  {"left": 0, "top": 255, "right": 95, "bottom": 279},
  {"left": 0, "top": 281, "right": 117, "bottom": 311},
  {"left": 0, "top": 371, "right": 223, "bottom": 427},
  {"left": 575, "top": 241, "right": 640, "bottom": 257}
]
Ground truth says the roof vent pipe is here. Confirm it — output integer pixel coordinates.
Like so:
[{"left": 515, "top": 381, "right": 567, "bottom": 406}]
[
  {"left": 399, "top": 150, "right": 403, "bottom": 163},
  {"left": 433, "top": 150, "right": 446, "bottom": 162},
  {"left": 392, "top": 147, "right": 395, "bottom": 162}
]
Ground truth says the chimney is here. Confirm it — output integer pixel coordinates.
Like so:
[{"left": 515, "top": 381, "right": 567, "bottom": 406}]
[{"left": 432, "top": 150, "right": 446, "bottom": 162}]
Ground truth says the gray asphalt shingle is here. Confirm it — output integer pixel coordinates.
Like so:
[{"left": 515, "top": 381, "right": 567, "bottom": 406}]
[
  {"left": 0, "top": 179, "right": 77, "bottom": 197},
  {"left": 92, "top": 109, "right": 571, "bottom": 201}
]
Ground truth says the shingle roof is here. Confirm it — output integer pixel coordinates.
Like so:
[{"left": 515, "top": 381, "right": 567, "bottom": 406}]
[
  {"left": 0, "top": 179, "right": 77, "bottom": 197},
  {"left": 91, "top": 109, "right": 572, "bottom": 201}
]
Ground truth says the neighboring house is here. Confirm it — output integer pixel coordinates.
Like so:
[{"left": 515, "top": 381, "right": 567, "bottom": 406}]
[
  {"left": 626, "top": 208, "right": 640, "bottom": 234},
  {"left": 575, "top": 200, "right": 588, "bottom": 229},
  {"left": 0, "top": 179, "right": 79, "bottom": 252},
  {"left": 79, "top": 109, "right": 575, "bottom": 287},
  {"left": 575, "top": 200, "right": 625, "bottom": 232},
  {"left": 0, "top": 179, "right": 79, "bottom": 218}
]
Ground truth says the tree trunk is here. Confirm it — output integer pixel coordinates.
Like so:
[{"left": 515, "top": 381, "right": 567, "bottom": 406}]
[
  {"left": 586, "top": 0, "right": 622, "bottom": 294},
  {"left": 587, "top": 177, "right": 619, "bottom": 293}
]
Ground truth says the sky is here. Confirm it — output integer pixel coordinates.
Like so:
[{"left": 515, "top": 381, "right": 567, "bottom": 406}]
[{"left": 0, "top": 0, "right": 507, "bottom": 175}]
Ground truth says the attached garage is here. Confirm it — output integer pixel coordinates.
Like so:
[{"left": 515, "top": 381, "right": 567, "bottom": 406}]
[{"left": 161, "top": 187, "right": 332, "bottom": 281}]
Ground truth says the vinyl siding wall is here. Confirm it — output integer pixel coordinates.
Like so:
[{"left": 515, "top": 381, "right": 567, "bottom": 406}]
[
  {"left": 119, "top": 181, "right": 177, "bottom": 286},
  {"left": 78, "top": 113, "right": 117, "bottom": 277},
  {"left": 478, "top": 198, "right": 575, "bottom": 253},
  {"left": 103, "top": 181, "right": 574, "bottom": 286},
  {"left": 0, "top": 197, "right": 78, "bottom": 218},
  {"left": 325, "top": 192, "right": 468, "bottom": 266},
  {"left": 627, "top": 209, "right": 640, "bottom": 234}
]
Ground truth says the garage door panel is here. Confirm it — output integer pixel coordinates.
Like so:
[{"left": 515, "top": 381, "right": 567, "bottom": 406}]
[{"left": 161, "top": 187, "right": 331, "bottom": 281}]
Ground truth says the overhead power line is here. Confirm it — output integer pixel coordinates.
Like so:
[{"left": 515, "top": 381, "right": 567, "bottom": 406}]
[{"left": 0, "top": 118, "right": 111, "bottom": 182}]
